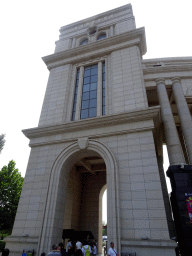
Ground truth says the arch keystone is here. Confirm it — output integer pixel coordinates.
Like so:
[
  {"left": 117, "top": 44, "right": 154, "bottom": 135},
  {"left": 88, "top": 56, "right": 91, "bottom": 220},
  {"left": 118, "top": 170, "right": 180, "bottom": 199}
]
[{"left": 78, "top": 137, "right": 89, "bottom": 149}]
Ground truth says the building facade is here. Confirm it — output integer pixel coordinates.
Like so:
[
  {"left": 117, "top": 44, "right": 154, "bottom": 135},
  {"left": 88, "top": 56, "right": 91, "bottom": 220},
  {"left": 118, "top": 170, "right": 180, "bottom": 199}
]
[{"left": 5, "top": 4, "right": 192, "bottom": 256}]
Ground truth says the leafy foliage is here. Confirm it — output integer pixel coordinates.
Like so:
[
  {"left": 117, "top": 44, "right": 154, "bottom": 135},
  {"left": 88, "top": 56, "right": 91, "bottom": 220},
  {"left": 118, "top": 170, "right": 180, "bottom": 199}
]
[
  {"left": 0, "top": 240, "right": 5, "bottom": 252},
  {"left": 102, "top": 222, "right": 107, "bottom": 236},
  {"left": 0, "top": 134, "right": 5, "bottom": 154},
  {"left": 0, "top": 160, "right": 24, "bottom": 233}
]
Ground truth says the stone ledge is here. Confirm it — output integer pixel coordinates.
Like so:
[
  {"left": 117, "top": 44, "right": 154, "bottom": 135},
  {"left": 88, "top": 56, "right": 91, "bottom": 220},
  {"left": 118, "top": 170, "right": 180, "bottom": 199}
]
[
  {"left": 22, "top": 106, "right": 160, "bottom": 140},
  {"left": 42, "top": 27, "right": 146, "bottom": 70},
  {"left": 4, "top": 235, "right": 39, "bottom": 243},
  {"left": 121, "top": 238, "right": 176, "bottom": 248}
]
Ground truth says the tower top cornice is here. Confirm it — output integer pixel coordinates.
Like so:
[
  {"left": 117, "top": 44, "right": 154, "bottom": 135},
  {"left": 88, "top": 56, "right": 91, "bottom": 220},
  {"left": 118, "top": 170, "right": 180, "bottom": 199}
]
[{"left": 59, "top": 4, "right": 133, "bottom": 33}]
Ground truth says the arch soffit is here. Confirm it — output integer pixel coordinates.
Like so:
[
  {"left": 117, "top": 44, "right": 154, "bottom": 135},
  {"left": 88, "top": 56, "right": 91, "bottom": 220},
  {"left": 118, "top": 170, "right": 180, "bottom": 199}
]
[{"left": 52, "top": 139, "right": 117, "bottom": 180}]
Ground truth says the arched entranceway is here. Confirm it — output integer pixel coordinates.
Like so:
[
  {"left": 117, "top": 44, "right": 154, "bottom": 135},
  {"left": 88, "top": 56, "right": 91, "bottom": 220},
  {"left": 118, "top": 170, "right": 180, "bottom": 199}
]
[
  {"left": 37, "top": 139, "right": 120, "bottom": 255},
  {"left": 63, "top": 154, "right": 106, "bottom": 252}
]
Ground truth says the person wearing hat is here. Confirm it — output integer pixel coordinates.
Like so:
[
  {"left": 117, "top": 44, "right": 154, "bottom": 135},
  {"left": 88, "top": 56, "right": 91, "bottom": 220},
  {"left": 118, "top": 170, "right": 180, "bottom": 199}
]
[{"left": 107, "top": 242, "right": 118, "bottom": 256}]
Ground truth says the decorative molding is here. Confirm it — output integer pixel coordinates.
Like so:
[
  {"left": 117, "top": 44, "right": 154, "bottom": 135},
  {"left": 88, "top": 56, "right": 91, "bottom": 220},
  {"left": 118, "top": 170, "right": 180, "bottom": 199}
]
[
  {"left": 78, "top": 137, "right": 89, "bottom": 149},
  {"left": 29, "top": 127, "right": 155, "bottom": 147},
  {"left": 142, "top": 58, "right": 192, "bottom": 75},
  {"left": 22, "top": 106, "right": 160, "bottom": 140},
  {"left": 42, "top": 28, "right": 146, "bottom": 70}
]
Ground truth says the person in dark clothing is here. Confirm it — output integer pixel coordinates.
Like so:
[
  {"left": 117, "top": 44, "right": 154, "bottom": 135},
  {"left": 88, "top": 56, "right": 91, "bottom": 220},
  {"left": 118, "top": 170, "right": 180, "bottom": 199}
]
[{"left": 2, "top": 249, "right": 10, "bottom": 256}]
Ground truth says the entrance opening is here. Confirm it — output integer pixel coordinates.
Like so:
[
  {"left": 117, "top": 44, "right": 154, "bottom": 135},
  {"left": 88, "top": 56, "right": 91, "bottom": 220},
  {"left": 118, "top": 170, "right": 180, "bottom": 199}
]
[{"left": 63, "top": 152, "right": 106, "bottom": 253}]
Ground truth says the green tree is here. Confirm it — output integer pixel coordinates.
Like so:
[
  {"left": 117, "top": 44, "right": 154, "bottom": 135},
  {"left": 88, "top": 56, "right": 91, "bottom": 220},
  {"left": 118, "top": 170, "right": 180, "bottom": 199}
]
[
  {"left": 0, "top": 134, "right": 5, "bottom": 154},
  {"left": 0, "top": 160, "right": 24, "bottom": 233},
  {"left": 102, "top": 222, "right": 107, "bottom": 236}
]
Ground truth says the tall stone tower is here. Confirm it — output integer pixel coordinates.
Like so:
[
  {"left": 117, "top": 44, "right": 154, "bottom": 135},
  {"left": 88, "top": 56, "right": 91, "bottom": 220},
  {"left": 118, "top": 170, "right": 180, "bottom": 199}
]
[{"left": 5, "top": 3, "right": 192, "bottom": 256}]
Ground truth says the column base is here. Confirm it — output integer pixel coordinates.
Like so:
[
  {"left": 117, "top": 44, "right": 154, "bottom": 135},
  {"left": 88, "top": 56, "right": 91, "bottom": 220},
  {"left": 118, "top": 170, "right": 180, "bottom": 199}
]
[
  {"left": 121, "top": 239, "right": 176, "bottom": 256},
  {"left": 4, "top": 236, "right": 38, "bottom": 256}
]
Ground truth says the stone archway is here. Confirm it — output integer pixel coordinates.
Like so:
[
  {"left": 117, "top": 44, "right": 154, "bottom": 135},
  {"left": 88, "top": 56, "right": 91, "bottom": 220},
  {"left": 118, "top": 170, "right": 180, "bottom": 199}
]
[{"left": 37, "top": 139, "right": 120, "bottom": 255}]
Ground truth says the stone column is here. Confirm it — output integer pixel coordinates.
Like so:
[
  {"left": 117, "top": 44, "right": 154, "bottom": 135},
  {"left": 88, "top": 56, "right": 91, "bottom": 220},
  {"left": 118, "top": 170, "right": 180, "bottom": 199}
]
[
  {"left": 110, "top": 25, "right": 114, "bottom": 36},
  {"left": 172, "top": 77, "right": 192, "bottom": 164},
  {"left": 68, "top": 38, "right": 73, "bottom": 49},
  {"left": 156, "top": 78, "right": 185, "bottom": 165},
  {"left": 75, "top": 66, "right": 84, "bottom": 120},
  {"left": 72, "top": 37, "right": 76, "bottom": 48},
  {"left": 97, "top": 61, "right": 102, "bottom": 116}
]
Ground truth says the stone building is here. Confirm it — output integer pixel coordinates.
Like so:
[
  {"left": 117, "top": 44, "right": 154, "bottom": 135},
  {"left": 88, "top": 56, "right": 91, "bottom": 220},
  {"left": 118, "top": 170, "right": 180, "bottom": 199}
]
[{"left": 5, "top": 3, "right": 192, "bottom": 256}]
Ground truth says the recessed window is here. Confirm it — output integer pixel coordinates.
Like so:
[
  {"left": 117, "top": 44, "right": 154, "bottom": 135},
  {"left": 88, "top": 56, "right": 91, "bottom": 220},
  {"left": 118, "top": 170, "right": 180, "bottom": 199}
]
[
  {"left": 80, "top": 38, "right": 88, "bottom": 46},
  {"left": 97, "top": 33, "right": 106, "bottom": 40},
  {"left": 71, "top": 61, "right": 106, "bottom": 121},
  {"left": 81, "top": 64, "right": 98, "bottom": 119}
]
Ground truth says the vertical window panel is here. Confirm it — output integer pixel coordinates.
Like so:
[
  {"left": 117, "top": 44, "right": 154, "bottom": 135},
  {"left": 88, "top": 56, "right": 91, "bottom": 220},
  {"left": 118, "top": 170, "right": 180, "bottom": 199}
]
[
  {"left": 71, "top": 68, "right": 80, "bottom": 121},
  {"left": 102, "top": 62, "right": 105, "bottom": 115},
  {"left": 80, "top": 64, "right": 98, "bottom": 119}
]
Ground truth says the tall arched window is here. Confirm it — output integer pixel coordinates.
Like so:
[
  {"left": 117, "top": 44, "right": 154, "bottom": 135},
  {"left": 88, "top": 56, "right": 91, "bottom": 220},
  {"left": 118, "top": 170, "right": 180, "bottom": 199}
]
[
  {"left": 97, "top": 33, "right": 106, "bottom": 40},
  {"left": 80, "top": 38, "right": 88, "bottom": 46}
]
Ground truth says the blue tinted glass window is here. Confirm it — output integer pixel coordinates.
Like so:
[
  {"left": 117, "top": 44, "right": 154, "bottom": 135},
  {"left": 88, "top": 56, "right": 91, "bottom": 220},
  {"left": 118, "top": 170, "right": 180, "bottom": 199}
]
[
  {"left": 84, "top": 76, "right": 90, "bottom": 84},
  {"left": 82, "top": 100, "right": 89, "bottom": 110},
  {"left": 82, "top": 92, "right": 89, "bottom": 100},
  {"left": 84, "top": 69, "right": 91, "bottom": 77},
  {"left": 91, "top": 68, "right": 98, "bottom": 75},
  {"left": 83, "top": 84, "right": 90, "bottom": 92},
  {"left": 89, "top": 98, "right": 97, "bottom": 108},
  {"left": 80, "top": 39, "right": 88, "bottom": 45},
  {"left": 89, "top": 108, "right": 96, "bottom": 118},
  {"left": 90, "top": 82, "right": 97, "bottom": 91},
  {"left": 97, "top": 33, "right": 106, "bottom": 40},
  {"left": 80, "top": 64, "right": 98, "bottom": 119},
  {"left": 90, "top": 90, "right": 97, "bottom": 99},
  {"left": 81, "top": 109, "right": 89, "bottom": 119},
  {"left": 91, "top": 75, "right": 97, "bottom": 83}
]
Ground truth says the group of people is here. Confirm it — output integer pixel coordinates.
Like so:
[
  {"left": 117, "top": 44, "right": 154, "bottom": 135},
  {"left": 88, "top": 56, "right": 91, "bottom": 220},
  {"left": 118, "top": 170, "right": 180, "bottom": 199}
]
[
  {"left": 44, "top": 240, "right": 118, "bottom": 256},
  {"left": 44, "top": 240, "right": 98, "bottom": 256}
]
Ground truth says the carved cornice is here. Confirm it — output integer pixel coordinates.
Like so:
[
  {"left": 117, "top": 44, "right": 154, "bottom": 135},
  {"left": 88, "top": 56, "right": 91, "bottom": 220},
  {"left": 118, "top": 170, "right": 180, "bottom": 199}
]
[
  {"left": 42, "top": 28, "right": 146, "bottom": 70},
  {"left": 59, "top": 4, "right": 132, "bottom": 33},
  {"left": 142, "top": 58, "right": 192, "bottom": 75},
  {"left": 22, "top": 106, "right": 160, "bottom": 140},
  {"left": 143, "top": 65, "right": 192, "bottom": 74}
]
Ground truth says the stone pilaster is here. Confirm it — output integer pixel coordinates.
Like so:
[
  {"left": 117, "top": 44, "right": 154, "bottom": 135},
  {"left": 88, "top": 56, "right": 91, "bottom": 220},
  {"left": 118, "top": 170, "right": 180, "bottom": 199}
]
[
  {"left": 75, "top": 66, "right": 84, "bottom": 120},
  {"left": 156, "top": 78, "right": 185, "bottom": 165},
  {"left": 172, "top": 77, "right": 192, "bottom": 164}
]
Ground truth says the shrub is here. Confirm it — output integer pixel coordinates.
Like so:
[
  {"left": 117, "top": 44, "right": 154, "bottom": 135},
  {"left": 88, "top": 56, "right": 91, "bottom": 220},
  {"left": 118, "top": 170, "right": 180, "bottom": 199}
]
[{"left": 0, "top": 240, "right": 5, "bottom": 252}]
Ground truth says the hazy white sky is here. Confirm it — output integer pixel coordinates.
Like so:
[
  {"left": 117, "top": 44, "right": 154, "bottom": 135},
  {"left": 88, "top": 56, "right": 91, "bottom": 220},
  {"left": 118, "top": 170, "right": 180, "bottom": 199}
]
[{"left": 1, "top": 0, "right": 190, "bottom": 224}]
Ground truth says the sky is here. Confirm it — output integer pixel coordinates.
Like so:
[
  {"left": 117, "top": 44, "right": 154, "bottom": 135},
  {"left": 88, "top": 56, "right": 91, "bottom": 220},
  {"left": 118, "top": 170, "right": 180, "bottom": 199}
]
[{"left": 0, "top": 0, "right": 191, "bottom": 222}]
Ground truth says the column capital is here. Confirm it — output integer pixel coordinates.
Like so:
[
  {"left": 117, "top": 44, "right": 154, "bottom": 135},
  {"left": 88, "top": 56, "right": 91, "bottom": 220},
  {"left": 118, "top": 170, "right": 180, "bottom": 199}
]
[
  {"left": 171, "top": 77, "right": 181, "bottom": 85},
  {"left": 155, "top": 78, "right": 165, "bottom": 86}
]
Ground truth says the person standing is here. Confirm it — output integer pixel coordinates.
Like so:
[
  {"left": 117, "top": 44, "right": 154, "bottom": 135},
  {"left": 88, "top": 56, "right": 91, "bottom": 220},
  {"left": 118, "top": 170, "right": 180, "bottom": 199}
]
[
  {"left": 48, "top": 244, "right": 61, "bottom": 256},
  {"left": 76, "top": 240, "right": 82, "bottom": 250},
  {"left": 92, "top": 242, "right": 97, "bottom": 256},
  {"left": 108, "top": 242, "right": 118, "bottom": 256},
  {"left": 81, "top": 241, "right": 92, "bottom": 256},
  {"left": 66, "top": 240, "right": 72, "bottom": 256}
]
